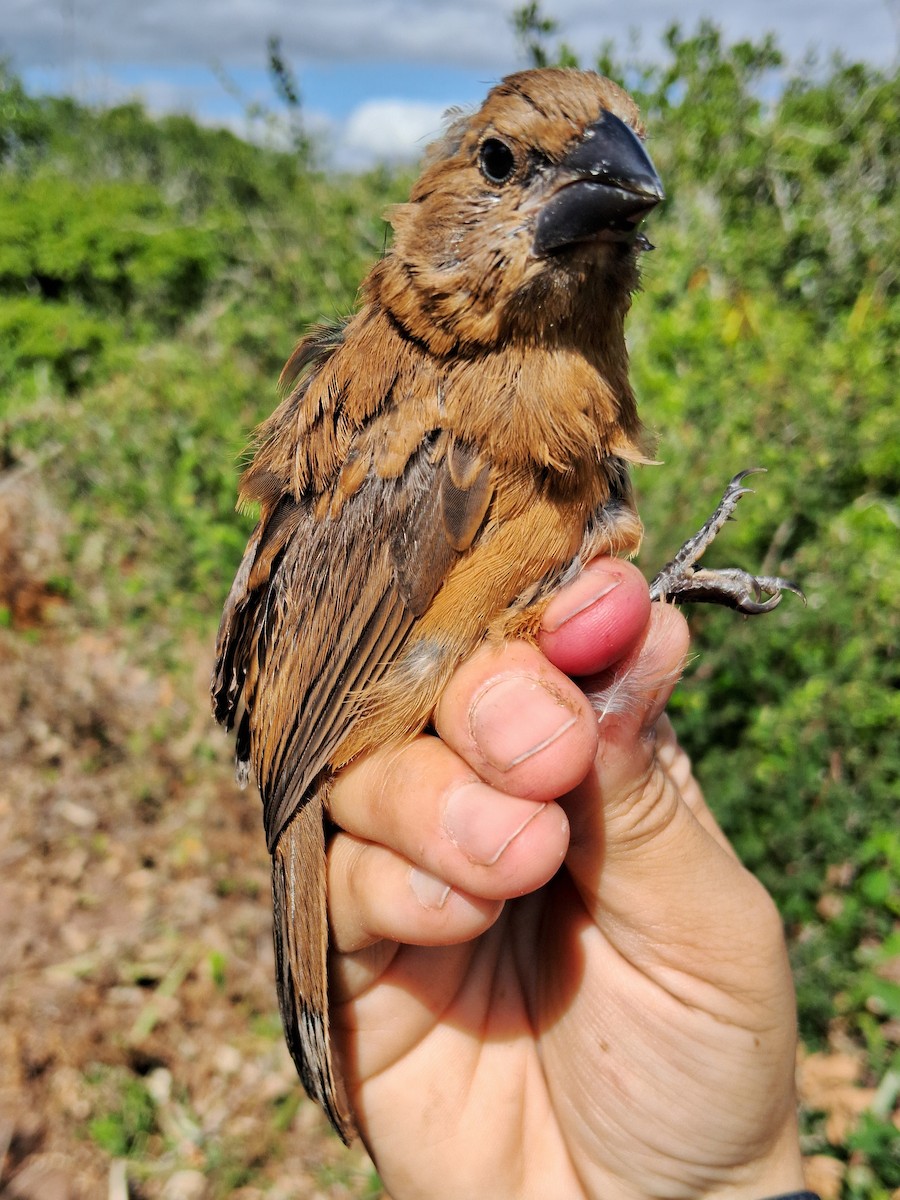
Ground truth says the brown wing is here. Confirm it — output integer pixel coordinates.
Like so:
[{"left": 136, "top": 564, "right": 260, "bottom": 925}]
[
  {"left": 212, "top": 431, "right": 493, "bottom": 852},
  {"left": 211, "top": 334, "right": 493, "bottom": 1145},
  {"left": 210, "top": 442, "right": 478, "bottom": 1147}
]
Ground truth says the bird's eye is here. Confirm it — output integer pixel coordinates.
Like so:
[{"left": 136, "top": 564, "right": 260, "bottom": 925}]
[{"left": 479, "top": 138, "right": 516, "bottom": 184}]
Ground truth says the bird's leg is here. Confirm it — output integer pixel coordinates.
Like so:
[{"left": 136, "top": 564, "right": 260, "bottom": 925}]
[{"left": 648, "top": 469, "right": 804, "bottom": 615}]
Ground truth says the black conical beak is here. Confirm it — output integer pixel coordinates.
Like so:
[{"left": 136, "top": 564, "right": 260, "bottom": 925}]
[{"left": 533, "top": 110, "right": 665, "bottom": 256}]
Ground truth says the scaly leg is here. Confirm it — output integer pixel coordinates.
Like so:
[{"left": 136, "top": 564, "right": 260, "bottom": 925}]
[{"left": 648, "top": 469, "right": 804, "bottom": 615}]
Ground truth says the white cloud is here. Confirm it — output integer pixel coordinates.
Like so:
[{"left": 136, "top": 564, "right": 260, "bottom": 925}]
[
  {"left": 334, "top": 98, "right": 449, "bottom": 169},
  {"left": 4, "top": 0, "right": 896, "bottom": 73},
  {"left": 2, "top": 0, "right": 517, "bottom": 71}
]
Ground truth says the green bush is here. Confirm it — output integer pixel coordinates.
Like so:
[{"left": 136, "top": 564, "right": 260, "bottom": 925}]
[{"left": 0, "top": 294, "right": 110, "bottom": 389}]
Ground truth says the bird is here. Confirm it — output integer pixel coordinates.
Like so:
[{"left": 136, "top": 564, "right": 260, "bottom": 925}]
[{"left": 211, "top": 67, "right": 799, "bottom": 1144}]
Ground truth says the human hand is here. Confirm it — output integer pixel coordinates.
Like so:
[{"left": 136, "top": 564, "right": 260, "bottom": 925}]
[{"left": 325, "top": 558, "right": 805, "bottom": 1200}]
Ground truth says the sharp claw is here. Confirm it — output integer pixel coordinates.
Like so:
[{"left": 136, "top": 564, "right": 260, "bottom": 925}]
[
  {"left": 734, "top": 595, "right": 782, "bottom": 615},
  {"left": 648, "top": 470, "right": 804, "bottom": 615},
  {"left": 731, "top": 467, "right": 766, "bottom": 486},
  {"left": 651, "top": 567, "right": 801, "bottom": 613}
]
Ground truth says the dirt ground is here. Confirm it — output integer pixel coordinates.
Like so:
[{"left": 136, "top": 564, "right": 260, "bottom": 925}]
[{"left": 0, "top": 481, "right": 380, "bottom": 1199}]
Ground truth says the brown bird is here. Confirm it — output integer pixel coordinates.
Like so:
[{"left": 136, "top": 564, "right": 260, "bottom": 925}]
[{"left": 212, "top": 68, "right": 798, "bottom": 1143}]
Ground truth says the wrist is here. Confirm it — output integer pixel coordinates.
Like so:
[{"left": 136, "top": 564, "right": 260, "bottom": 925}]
[{"left": 698, "top": 1118, "right": 808, "bottom": 1200}]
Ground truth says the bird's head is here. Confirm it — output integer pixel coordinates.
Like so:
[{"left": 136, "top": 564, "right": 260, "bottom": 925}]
[{"left": 371, "top": 69, "right": 664, "bottom": 356}]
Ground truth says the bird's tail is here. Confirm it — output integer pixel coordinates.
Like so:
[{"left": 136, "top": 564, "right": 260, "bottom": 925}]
[{"left": 271, "top": 779, "right": 356, "bottom": 1143}]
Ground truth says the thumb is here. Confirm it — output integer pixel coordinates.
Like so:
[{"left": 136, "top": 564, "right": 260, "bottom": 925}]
[
  {"left": 559, "top": 600, "right": 695, "bottom": 896},
  {"left": 556, "top": 604, "right": 783, "bottom": 1005}
]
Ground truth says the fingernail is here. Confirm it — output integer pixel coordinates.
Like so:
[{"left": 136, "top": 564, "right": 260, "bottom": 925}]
[
  {"left": 541, "top": 569, "right": 623, "bottom": 633},
  {"left": 469, "top": 675, "right": 578, "bottom": 771},
  {"left": 409, "top": 867, "right": 452, "bottom": 910},
  {"left": 443, "top": 780, "right": 546, "bottom": 866}
]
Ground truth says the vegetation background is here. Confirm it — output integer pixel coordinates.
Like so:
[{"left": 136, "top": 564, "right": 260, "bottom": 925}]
[{"left": 0, "top": 6, "right": 897, "bottom": 1197}]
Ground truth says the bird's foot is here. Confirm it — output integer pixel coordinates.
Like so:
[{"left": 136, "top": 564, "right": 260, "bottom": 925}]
[{"left": 648, "top": 469, "right": 804, "bottom": 615}]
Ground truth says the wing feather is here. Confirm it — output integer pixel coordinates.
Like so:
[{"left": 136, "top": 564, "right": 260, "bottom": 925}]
[{"left": 212, "top": 434, "right": 495, "bottom": 852}]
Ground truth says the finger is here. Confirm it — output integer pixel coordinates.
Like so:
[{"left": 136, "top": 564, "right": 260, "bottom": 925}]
[
  {"left": 539, "top": 556, "right": 652, "bottom": 678},
  {"left": 583, "top": 597, "right": 691, "bottom": 734},
  {"left": 434, "top": 640, "right": 599, "bottom": 798},
  {"left": 329, "top": 733, "right": 571, "bottom": 905},
  {"left": 547, "top": 567, "right": 732, "bottom": 857},
  {"left": 327, "top": 830, "right": 503, "bottom": 956}
]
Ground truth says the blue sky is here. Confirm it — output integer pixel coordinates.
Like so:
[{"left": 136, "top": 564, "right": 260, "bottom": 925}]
[{"left": 5, "top": 1, "right": 897, "bottom": 169}]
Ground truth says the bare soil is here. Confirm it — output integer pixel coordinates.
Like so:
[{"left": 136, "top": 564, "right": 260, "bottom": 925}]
[{"left": 0, "top": 485, "right": 379, "bottom": 1198}]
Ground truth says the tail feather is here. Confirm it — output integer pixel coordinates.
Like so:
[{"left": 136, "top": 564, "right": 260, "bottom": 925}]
[{"left": 271, "top": 780, "right": 356, "bottom": 1143}]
